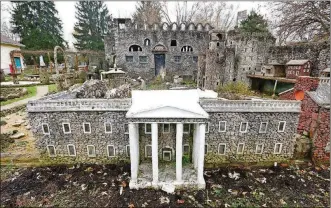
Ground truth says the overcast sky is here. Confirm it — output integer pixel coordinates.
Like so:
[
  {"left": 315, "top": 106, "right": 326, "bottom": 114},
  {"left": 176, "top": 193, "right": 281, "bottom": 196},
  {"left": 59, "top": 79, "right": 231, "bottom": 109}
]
[{"left": 1, "top": 1, "right": 267, "bottom": 48}]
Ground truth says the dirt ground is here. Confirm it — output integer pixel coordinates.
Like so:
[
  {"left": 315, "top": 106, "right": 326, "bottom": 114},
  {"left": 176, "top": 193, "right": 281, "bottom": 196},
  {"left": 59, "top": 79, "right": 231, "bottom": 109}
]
[{"left": 0, "top": 163, "right": 329, "bottom": 208}]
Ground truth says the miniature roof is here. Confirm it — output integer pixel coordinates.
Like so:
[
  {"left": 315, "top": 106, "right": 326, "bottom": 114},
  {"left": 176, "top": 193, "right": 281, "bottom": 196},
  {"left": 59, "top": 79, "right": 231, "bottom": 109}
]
[
  {"left": 126, "top": 89, "right": 215, "bottom": 118},
  {"left": 101, "top": 69, "right": 126, "bottom": 74},
  {"left": 1, "top": 35, "right": 25, "bottom": 47},
  {"left": 307, "top": 82, "right": 330, "bottom": 108},
  {"left": 286, "top": 60, "right": 309, "bottom": 65},
  {"left": 322, "top": 68, "right": 330, "bottom": 73}
]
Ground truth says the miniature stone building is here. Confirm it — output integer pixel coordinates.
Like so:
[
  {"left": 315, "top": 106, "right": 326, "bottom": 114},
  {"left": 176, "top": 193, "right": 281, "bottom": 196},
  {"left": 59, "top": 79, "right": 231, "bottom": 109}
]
[
  {"left": 260, "top": 62, "right": 286, "bottom": 77},
  {"left": 320, "top": 68, "right": 330, "bottom": 77},
  {"left": 27, "top": 82, "right": 301, "bottom": 189},
  {"left": 286, "top": 60, "right": 312, "bottom": 79}
]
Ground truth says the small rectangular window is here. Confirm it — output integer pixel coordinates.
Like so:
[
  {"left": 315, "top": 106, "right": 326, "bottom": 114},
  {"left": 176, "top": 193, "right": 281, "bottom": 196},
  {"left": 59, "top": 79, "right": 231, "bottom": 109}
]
[
  {"left": 205, "top": 144, "right": 208, "bottom": 155},
  {"left": 126, "top": 56, "right": 133, "bottom": 62},
  {"left": 67, "top": 144, "right": 76, "bottom": 156},
  {"left": 105, "top": 122, "right": 112, "bottom": 133},
  {"left": 42, "top": 123, "right": 50, "bottom": 135},
  {"left": 47, "top": 145, "right": 56, "bottom": 157},
  {"left": 145, "top": 123, "right": 152, "bottom": 134},
  {"left": 192, "top": 56, "right": 198, "bottom": 63},
  {"left": 145, "top": 145, "right": 152, "bottom": 158},
  {"left": 163, "top": 151, "right": 171, "bottom": 161},
  {"left": 62, "top": 123, "right": 71, "bottom": 134},
  {"left": 107, "top": 145, "right": 115, "bottom": 157},
  {"left": 174, "top": 56, "right": 181, "bottom": 63},
  {"left": 237, "top": 143, "right": 244, "bottom": 154},
  {"left": 255, "top": 144, "right": 264, "bottom": 154},
  {"left": 239, "top": 122, "right": 248, "bottom": 133},
  {"left": 278, "top": 121, "right": 286, "bottom": 132},
  {"left": 139, "top": 56, "right": 148, "bottom": 63},
  {"left": 183, "top": 124, "right": 190, "bottom": 134},
  {"left": 218, "top": 143, "right": 226, "bottom": 155},
  {"left": 205, "top": 123, "right": 209, "bottom": 133},
  {"left": 259, "top": 122, "right": 268, "bottom": 133},
  {"left": 296, "top": 71, "right": 299, "bottom": 76},
  {"left": 219, "top": 121, "right": 226, "bottom": 132},
  {"left": 126, "top": 145, "right": 130, "bottom": 157},
  {"left": 163, "top": 123, "right": 170, "bottom": 133},
  {"left": 124, "top": 124, "right": 129, "bottom": 134},
  {"left": 83, "top": 122, "right": 91, "bottom": 133},
  {"left": 274, "top": 143, "right": 283, "bottom": 154},
  {"left": 87, "top": 145, "right": 96, "bottom": 157},
  {"left": 183, "top": 144, "right": 190, "bottom": 155},
  {"left": 171, "top": 40, "right": 177, "bottom": 46}
]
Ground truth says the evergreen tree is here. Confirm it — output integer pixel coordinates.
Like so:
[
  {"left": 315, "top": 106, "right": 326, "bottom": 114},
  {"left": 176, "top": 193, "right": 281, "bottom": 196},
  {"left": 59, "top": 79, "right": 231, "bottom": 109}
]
[
  {"left": 239, "top": 11, "right": 269, "bottom": 33},
  {"left": 132, "top": 1, "right": 162, "bottom": 26},
  {"left": 11, "top": 1, "right": 66, "bottom": 50},
  {"left": 73, "top": 1, "right": 111, "bottom": 51}
]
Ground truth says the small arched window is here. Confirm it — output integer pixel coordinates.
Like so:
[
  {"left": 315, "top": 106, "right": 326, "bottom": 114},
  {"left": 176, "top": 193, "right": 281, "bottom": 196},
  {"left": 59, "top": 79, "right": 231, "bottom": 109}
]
[
  {"left": 217, "top": 42, "right": 220, "bottom": 47},
  {"left": 144, "top": 39, "right": 150, "bottom": 46},
  {"left": 129, "top": 45, "right": 142, "bottom": 52},
  {"left": 181, "top": 46, "right": 193, "bottom": 52},
  {"left": 217, "top": 33, "right": 222, "bottom": 41}
]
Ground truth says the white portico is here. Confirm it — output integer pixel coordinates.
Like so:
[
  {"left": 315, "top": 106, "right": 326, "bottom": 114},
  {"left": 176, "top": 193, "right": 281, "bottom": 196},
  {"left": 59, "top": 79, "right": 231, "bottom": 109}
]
[{"left": 126, "top": 89, "right": 217, "bottom": 189}]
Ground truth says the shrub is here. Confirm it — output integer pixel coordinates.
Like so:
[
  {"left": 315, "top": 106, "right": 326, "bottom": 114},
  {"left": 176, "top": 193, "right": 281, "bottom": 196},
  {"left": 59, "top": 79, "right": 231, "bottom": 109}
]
[
  {"left": 182, "top": 155, "right": 190, "bottom": 166},
  {"left": 217, "top": 81, "right": 253, "bottom": 96}
]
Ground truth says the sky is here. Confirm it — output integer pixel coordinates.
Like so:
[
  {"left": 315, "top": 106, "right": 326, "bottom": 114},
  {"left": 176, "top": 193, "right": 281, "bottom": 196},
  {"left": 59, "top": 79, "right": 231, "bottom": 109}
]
[{"left": 1, "top": 1, "right": 267, "bottom": 48}]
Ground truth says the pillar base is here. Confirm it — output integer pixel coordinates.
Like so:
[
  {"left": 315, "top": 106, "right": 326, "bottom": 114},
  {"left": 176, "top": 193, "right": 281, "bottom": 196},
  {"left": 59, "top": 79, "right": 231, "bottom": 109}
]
[{"left": 197, "top": 180, "right": 206, "bottom": 189}]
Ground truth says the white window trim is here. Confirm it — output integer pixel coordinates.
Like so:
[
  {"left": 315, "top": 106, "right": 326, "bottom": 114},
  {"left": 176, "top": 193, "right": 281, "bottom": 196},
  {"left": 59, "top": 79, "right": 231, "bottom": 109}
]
[
  {"left": 237, "top": 143, "right": 245, "bottom": 154},
  {"left": 107, "top": 145, "right": 116, "bottom": 157},
  {"left": 259, "top": 122, "right": 268, "bottom": 133},
  {"left": 145, "top": 123, "right": 152, "bottom": 134},
  {"left": 255, "top": 144, "right": 264, "bottom": 154},
  {"left": 145, "top": 145, "right": 152, "bottom": 158},
  {"left": 124, "top": 124, "right": 129, "bottom": 134},
  {"left": 83, "top": 122, "right": 91, "bottom": 134},
  {"left": 87, "top": 145, "right": 96, "bottom": 157},
  {"left": 239, "top": 122, "right": 248, "bottom": 133},
  {"left": 67, "top": 144, "right": 76, "bottom": 157},
  {"left": 163, "top": 123, "right": 170, "bottom": 133},
  {"left": 278, "top": 121, "right": 286, "bottom": 132},
  {"left": 205, "top": 123, "right": 210, "bottom": 133},
  {"left": 47, "top": 145, "right": 56, "bottom": 157},
  {"left": 183, "top": 124, "right": 190, "bottom": 134},
  {"left": 274, "top": 143, "right": 283, "bottom": 154},
  {"left": 62, "top": 122, "right": 71, "bottom": 134},
  {"left": 126, "top": 145, "right": 130, "bottom": 157},
  {"left": 218, "top": 143, "right": 227, "bottom": 155},
  {"left": 104, "top": 122, "right": 112, "bottom": 133},
  {"left": 218, "top": 121, "right": 227, "bottom": 132},
  {"left": 205, "top": 144, "right": 208, "bottom": 155},
  {"left": 42, "top": 123, "right": 50, "bottom": 135},
  {"left": 183, "top": 144, "right": 190, "bottom": 155},
  {"left": 163, "top": 150, "right": 172, "bottom": 161}
]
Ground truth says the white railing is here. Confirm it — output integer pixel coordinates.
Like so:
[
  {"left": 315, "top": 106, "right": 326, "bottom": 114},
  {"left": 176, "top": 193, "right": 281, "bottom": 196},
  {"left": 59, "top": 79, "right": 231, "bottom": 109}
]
[
  {"left": 27, "top": 99, "right": 132, "bottom": 112},
  {"left": 199, "top": 99, "right": 301, "bottom": 112},
  {"left": 319, "top": 77, "right": 330, "bottom": 85}
]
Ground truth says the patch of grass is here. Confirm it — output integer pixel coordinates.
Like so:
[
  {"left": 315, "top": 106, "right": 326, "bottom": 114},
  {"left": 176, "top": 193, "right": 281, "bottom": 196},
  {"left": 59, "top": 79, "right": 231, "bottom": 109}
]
[
  {"left": 0, "top": 86, "right": 37, "bottom": 106},
  {"left": 217, "top": 81, "right": 254, "bottom": 96},
  {"left": 48, "top": 84, "right": 57, "bottom": 93},
  {"left": 0, "top": 133, "right": 15, "bottom": 152}
]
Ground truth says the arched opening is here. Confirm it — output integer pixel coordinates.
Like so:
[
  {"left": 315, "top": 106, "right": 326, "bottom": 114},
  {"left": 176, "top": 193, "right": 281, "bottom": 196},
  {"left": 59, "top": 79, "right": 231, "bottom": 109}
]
[
  {"left": 216, "top": 33, "right": 222, "bottom": 40},
  {"left": 181, "top": 46, "right": 193, "bottom": 52},
  {"left": 144, "top": 39, "right": 150, "bottom": 46},
  {"left": 171, "top": 23, "right": 177, "bottom": 31},
  {"left": 129, "top": 45, "right": 142, "bottom": 52},
  {"left": 217, "top": 42, "right": 220, "bottom": 47},
  {"left": 171, "top": 40, "right": 177, "bottom": 46}
]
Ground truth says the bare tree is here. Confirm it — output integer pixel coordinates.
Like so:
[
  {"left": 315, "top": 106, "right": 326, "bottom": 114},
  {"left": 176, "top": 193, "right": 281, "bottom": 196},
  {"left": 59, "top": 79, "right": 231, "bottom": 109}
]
[
  {"left": 271, "top": 1, "right": 330, "bottom": 44},
  {"left": 1, "top": 2, "right": 16, "bottom": 39},
  {"left": 161, "top": 1, "right": 201, "bottom": 25},
  {"left": 132, "top": 1, "right": 162, "bottom": 25}
]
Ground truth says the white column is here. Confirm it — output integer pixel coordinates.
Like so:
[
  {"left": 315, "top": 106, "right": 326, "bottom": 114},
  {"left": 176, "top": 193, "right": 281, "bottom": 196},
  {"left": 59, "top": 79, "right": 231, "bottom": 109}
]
[
  {"left": 176, "top": 123, "right": 183, "bottom": 183},
  {"left": 151, "top": 123, "right": 158, "bottom": 185},
  {"left": 197, "top": 123, "right": 206, "bottom": 188},
  {"left": 193, "top": 124, "right": 200, "bottom": 169},
  {"left": 129, "top": 123, "right": 139, "bottom": 185}
]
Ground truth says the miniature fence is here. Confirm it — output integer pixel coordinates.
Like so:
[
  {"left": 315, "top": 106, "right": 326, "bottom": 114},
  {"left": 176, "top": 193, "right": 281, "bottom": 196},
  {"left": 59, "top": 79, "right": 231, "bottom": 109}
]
[
  {"left": 27, "top": 98, "right": 132, "bottom": 112},
  {"left": 319, "top": 77, "right": 330, "bottom": 85},
  {"left": 199, "top": 99, "right": 301, "bottom": 112}
]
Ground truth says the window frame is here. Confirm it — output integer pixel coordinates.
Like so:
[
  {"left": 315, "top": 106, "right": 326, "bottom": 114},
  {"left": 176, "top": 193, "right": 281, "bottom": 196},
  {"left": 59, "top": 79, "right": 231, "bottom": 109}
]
[
  {"left": 145, "top": 123, "right": 152, "bottom": 134},
  {"left": 107, "top": 145, "right": 116, "bottom": 157},
  {"left": 83, "top": 122, "right": 91, "bottom": 134},
  {"left": 183, "top": 144, "right": 190, "bottom": 155},
  {"left": 218, "top": 143, "right": 227, "bottom": 155},
  {"left": 183, "top": 124, "right": 190, "bottom": 134},
  {"left": 42, "top": 123, "right": 50, "bottom": 135},
  {"left": 139, "top": 56, "right": 148, "bottom": 63},
  {"left": 174, "top": 56, "right": 181, "bottom": 63},
  {"left": 163, "top": 150, "right": 172, "bottom": 161},
  {"left": 255, "top": 144, "right": 264, "bottom": 154},
  {"left": 205, "top": 122, "right": 210, "bottom": 133},
  {"left": 62, "top": 122, "right": 71, "bottom": 134},
  {"left": 192, "top": 56, "right": 198, "bottom": 63},
  {"left": 145, "top": 145, "right": 152, "bottom": 158},
  {"left": 124, "top": 124, "right": 129, "bottom": 134},
  {"left": 236, "top": 143, "right": 245, "bottom": 154},
  {"left": 67, "top": 144, "right": 76, "bottom": 157},
  {"left": 163, "top": 123, "right": 170, "bottom": 133},
  {"left": 274, "top": 143, "right": 283, "bottom": 154},
  {"left": 259, "top": 122, "right": 268, "bottom": 133},
  {"left": 204, "top": 144, "right": 208, "bottom": 155},
  {"left": 104, "top": 122, "right": 112, "bottom": 133},
  {"left": 278, "top": 121, "right": 286, "bottom": 132},
  {"left": 125, "top": 56, "right": 134, "bottom": 63},
  {"left": 87, "top": 145, "right": 96, "bottom": 157},
  {"left": 47, "top": 145, "right": 56, "bottom": 157},
  {"left": 239, "top": 122, "right": 248, "bottom": 133},
  {"left": 218, "top": 121, "right": 227, "bottom": 132},
  {"left": 126, "top": 145, "right": 130, "bottom": 157}
]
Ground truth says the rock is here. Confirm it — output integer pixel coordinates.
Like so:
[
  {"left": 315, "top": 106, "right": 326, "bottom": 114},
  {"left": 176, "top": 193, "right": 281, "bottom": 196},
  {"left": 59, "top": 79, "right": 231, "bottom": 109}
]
[
  {"left": 303, "top": 131, "right": 309, "bottom": 136},
  {"left": 161, "top": 183, "right": 175, "bottom": 194},
  {"left": 195, "top": 190, "right": 205, "bottom": 203},
  {"left": 12, "top": 120, "right": 25, "bottom": 127},
  {"left": 160, "top": 196, "right": 170, "bottom": 204},
  {"left": 10, "top": 132, "right": 25, "bottom": 139},
  {"left": 26, "top": 125, "right": 31, "bottom": 130}
]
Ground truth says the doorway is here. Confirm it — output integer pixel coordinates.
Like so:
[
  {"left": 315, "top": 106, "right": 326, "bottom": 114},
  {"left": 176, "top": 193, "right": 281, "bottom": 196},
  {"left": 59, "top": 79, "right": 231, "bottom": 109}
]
[{"left": 154, "top": 54, "right": 165, "bottom": 76}]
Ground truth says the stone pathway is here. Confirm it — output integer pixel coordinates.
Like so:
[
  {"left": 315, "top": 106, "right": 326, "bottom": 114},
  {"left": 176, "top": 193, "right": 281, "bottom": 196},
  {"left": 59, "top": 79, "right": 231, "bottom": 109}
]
[
  {"left": 0, "top": 81, "right": 40, "bottom": 86},
  {"left": 1, "top": 85, "right": 48, "bottom": 111}
]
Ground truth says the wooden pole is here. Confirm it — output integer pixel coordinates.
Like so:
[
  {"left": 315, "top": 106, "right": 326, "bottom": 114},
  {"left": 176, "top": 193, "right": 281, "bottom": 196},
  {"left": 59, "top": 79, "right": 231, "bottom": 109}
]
[{"left": 48, "top": 52, "right": 52, "bottom": 73}]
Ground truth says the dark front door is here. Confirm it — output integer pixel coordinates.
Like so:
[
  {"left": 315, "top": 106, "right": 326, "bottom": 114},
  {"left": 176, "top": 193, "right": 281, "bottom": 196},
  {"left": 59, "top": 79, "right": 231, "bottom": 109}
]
[{"left": 154, "top": 54, "right": 165, "bottom": 76}]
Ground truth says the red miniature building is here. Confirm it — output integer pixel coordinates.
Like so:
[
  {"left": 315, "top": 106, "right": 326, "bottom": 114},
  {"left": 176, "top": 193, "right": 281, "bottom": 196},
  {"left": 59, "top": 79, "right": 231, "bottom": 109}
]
[{"left": 285, "top": 60, "right": 311, "bottom": 79}]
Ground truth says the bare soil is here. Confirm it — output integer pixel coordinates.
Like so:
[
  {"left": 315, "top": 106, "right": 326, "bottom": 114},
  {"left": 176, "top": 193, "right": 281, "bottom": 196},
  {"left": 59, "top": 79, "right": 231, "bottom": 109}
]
[{"left": 1, "top": 163, "right": 329, "bottom": 207}]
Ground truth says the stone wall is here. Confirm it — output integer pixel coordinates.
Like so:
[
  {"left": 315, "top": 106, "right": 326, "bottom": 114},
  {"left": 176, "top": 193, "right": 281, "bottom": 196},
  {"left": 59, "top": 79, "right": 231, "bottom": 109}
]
[
  {"left": 204, "top": 112, "right": 299, "bottom": 164},
  {"left": 279, "top": 76, "right": 320, "bottom": 100}
]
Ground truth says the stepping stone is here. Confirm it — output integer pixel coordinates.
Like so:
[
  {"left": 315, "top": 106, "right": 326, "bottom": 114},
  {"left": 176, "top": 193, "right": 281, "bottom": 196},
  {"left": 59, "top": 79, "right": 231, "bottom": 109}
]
[
  {"left": 10, "top": 132, "right": 25, "bottom": 139},
  {"left": 12, "top": 120, "right": 25, "bottom": 127},
  {"left": 25, "top": 125, "right": 31, "bottom": 130}
]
